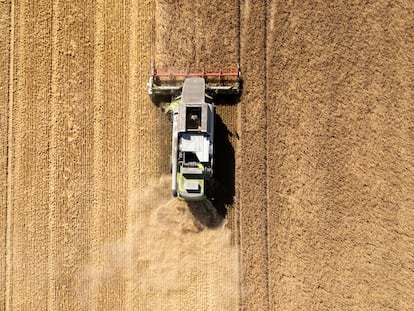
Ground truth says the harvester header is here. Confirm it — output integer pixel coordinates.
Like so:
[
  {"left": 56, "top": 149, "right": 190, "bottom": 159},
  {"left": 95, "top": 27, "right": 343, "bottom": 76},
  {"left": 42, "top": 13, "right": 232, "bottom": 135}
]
[{"left": 147, "top": 60, "right": 241, "bottom": 100}]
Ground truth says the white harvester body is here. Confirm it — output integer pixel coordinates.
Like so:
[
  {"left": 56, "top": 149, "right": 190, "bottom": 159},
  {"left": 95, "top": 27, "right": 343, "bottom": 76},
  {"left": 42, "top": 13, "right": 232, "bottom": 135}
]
[
  {"left": 147, "top": 61, "right": 240, "bottom": 200},
  {"left": 169, "top": 78, "right": 214, "bottom": 200}
]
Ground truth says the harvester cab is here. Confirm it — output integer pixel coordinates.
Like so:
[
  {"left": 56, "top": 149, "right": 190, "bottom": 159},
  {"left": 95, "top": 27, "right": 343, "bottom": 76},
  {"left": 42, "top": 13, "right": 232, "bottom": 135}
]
[{"left": 147, "top": 61, "right": 241, "bottom": 201}]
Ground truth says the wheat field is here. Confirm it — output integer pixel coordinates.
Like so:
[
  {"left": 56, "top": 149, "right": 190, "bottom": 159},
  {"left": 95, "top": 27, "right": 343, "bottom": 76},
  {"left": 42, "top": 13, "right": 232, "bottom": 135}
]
[{"left": 1, "top": 0, "right": 413, "bottom": 310}]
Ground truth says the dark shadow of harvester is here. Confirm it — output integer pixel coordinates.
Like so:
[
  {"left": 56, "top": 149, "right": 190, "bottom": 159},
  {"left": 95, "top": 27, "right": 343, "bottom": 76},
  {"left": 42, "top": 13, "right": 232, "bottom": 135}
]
[
  {"left": 147, "top": 60, "right": 242, "bottom": 226},
  {"left": 206, "top": 110, "right": 237, "bottom": 218}
]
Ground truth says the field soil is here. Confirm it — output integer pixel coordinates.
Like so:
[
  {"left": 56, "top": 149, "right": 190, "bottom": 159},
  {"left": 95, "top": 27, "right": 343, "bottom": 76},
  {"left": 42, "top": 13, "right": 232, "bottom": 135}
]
[{"left": 2, "top": 0, "right": 413, "bottom": 310}]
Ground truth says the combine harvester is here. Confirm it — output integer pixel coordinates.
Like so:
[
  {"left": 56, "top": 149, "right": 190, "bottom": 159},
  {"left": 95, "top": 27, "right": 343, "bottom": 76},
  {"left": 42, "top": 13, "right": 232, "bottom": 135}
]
[{"left": 147, "top": 61, "right": 241, "bottom": 201}]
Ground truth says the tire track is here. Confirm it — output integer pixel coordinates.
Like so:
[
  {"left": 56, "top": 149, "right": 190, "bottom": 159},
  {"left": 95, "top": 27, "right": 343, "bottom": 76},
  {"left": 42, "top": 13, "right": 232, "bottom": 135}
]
[
  {"left": 2, "top": 0, "right": 12, "bottom": 309},
  {"left": 264, "top": 1, "right": 271, "bottom": 309},
  {"left": 89, "top": 0, "right": 105, "bottom": 308},
  {"left": 47, "top": 0, "right": 59, "bottom": 308},
  {"left": 236, "top": 1, "right": 243, "bottom": 307},
  {"left": 126, "top": 0, "right": 140, "bottom": 306}
]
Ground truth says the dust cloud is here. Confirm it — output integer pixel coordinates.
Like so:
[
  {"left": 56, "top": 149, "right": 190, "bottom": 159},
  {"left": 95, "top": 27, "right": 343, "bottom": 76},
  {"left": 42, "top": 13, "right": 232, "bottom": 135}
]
[{"left": 81, "top": 176, "right": 239, "bottom": 310}]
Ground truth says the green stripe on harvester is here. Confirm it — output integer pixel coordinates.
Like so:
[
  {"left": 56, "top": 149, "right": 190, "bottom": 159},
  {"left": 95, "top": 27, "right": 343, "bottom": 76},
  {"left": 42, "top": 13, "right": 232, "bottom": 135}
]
[{"left": 164, "top": 96, "right": 181, "bottom": 113}]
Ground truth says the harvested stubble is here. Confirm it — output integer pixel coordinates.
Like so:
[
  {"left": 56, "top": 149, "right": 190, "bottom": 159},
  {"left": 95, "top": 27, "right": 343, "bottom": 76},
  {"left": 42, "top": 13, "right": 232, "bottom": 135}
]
[{"left": 0, "top": 1, "right": 11, "bottom": 308}]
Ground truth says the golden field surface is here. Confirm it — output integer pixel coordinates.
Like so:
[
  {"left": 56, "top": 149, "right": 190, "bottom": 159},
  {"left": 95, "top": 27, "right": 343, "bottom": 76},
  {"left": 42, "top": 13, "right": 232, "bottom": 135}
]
[{"left": 1, "top": 0, "right": 413, "bottom": 310}]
